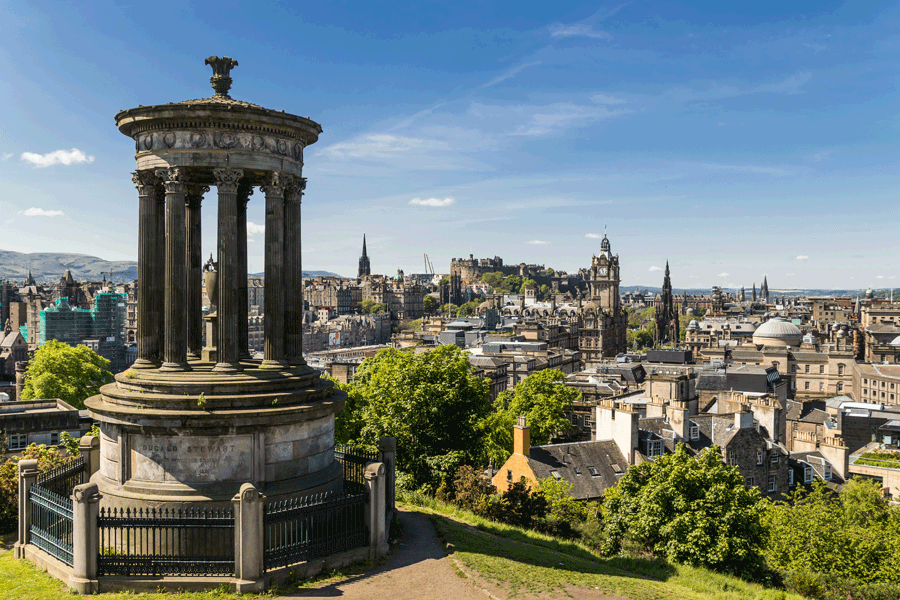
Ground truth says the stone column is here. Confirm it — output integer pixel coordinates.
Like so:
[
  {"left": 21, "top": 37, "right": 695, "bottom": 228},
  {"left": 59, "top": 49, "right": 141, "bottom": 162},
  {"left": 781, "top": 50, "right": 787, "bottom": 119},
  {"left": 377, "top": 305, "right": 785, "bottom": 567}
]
[
  {"left": 154, "top": 181, "right": 166, "bottom": 357},
  {"left": 157, "top": 168, "right": 190, "bottom": 372},
  {"left": 260, "top": 172, "right": 289, "bottom": 369},
  {"left": 365, "top": 462, "right": 388, "bottom": 560},
  {"left": 284, "top": 178, "right": 306, "bottom": 365},
  {"left": 213, "top": 168, "right": 244, "bottom": 373},
  {"left": 14, "top": 459, "right": 39, "bottom": 558},
  {"left": 132, "top": 171, "right": 162, "bottom": 368},
  {"left": 71, "top": 482, "right": 101, "bottom": 594},
  {"left": 378, "top": 437, "right": 397, "bottom": 521},
  {"left": 237, "top": 183, "right": 253, "bottom": 360},
  {"left": 232, "top": 483, "right": 264, "bottom": 592},
  {"left": 185, "top": 184, "right": 209, "bottom": 360},
  {"left": 79, "top": 435, "right": 100, "bottom": 478}
]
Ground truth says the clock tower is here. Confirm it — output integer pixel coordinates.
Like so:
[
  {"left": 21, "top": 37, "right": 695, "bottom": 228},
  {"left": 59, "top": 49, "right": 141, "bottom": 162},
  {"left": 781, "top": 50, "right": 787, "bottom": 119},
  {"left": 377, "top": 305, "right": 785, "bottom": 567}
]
[{"left": 580, "top": 233, "right": 627, "bottom": 363}]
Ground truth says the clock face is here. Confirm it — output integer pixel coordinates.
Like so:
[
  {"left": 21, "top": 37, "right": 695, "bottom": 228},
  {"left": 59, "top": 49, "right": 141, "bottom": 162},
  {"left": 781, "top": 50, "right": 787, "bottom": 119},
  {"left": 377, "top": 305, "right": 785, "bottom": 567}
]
[{"left": 599, "top": 267, "right": 608, "bottom": 276}]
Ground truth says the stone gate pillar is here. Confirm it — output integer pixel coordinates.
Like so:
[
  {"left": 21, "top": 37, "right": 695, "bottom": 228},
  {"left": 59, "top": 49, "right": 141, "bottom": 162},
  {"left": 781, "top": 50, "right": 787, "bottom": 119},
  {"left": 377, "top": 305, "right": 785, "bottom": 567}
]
[{"left": 14, "top": 459, "right": 39, "bottom": 558}]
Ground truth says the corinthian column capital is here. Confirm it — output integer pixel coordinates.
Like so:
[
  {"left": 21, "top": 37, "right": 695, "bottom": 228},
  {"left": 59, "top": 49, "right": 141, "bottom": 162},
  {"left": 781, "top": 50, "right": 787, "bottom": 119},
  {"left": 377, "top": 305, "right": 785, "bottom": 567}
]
[
  {"left": 213, "top": 168, "right": 244, "bottom": 193},
  {"left": 260, "top": 172, "right": 292, "bottom": 199},
  {"left": 185, "top": 183, "right": 210, "bottom": 210},
  {"left": 156, "top": 167, "right": 188, "bottom": 194},
  {"left": 132, "top": 171, "right": 160, "bottom": 195}
]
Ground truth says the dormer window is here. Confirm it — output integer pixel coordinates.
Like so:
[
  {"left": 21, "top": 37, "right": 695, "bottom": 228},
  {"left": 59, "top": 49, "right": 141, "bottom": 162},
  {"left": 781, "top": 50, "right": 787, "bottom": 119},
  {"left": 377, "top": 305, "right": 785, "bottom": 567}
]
[
  {"left": 824, "top": 465, "right": 832, "bottom": 481},
  {"left": 690, "top": 423, "right": 700, "bottom": 440},
  {"left": 804, "top": 466, "right": 813, "bottom": 483}
]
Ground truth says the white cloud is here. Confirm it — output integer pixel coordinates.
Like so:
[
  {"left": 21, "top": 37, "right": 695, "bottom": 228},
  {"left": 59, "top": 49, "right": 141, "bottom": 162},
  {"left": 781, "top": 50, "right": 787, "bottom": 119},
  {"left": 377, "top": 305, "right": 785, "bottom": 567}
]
[
  {"left": 796, "top": 255, "right": 809, "bottom": 260},
  {"left": 2, "top": 153, "right": 12, "bottom": 160},
  {"left": 717, "top": 272, "right": 730, "bottom": 277},
  {"left": 591, "top": 93, "right": 626, "bottom": 105},
  {"left": 649, "top": 266, "right": 664, "bottom": 272},
  {"left": 585, "top": 233, "right": 602, "bottom": 239},
  {"left": 527, "top": 240, "right": 550, "bottom": 245},
  {"left": 877, "top": 275, "right": 885, "bottom": 279},
  {"left": 21, "top": 148, "right": 95, "bottom": 168},
  {"left": 482, "top": 61, "right": 542, "bottom": 89},
  {"left": 247, "top": 222, "right": 265, "bottom": 235},
  {"left": 786, "top": 273, "right": 795, "bottom": 276},
  {"left": 550, "top": 23, "right": 611, "bottom": 39},
  {"left": 21, "top": 207, "right": 64, "bottom": 217},
  {"left": 410, "top": 197, "right": 455, "bottom": 207}
]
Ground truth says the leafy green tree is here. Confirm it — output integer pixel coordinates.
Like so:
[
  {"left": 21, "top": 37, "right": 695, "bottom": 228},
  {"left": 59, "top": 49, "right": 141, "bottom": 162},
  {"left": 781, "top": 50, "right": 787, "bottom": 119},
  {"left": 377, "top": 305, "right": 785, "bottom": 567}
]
[
  {"left": 518, "top": 278, "right": 538, "bottom": 294},
  {"left": 602, "top": 444, "right": 767, "bottom": 577},
  {"left": 480, "top": 271, "right": 505, "bottom": 289},
  {"left": 545, "top": 268, "right": 555, "bottom": 277},
  {"left": 626, "top": 329, "right": 653, "bottom": 349},
  {"left": 504, "top": 275, "right": 522, "bottom": 292},
  {"left": 539, "top": 284, "right": 550, "bottom": 300},
  {"left": 438, "top": 276, "right": 450, "bottom": 287},
  {"left": 322, "top": 375, "right": 368, "bottom": 444},
  {"left": 0, "top": 444, "right": 75, "bottom": 533},
  {"left": 352, "top": 345, "right": 491, "bottom": 489},
  {"left": 492, "top": 369, "right": 578, "bottom": 450},
  {"left": 22, "top": 340, "right": 114, "bottom": 409},
  {"left": 764, "top": 478, "right": 900, "bottom": 584},
  {"left": 423, "top": 295, "right": 438, "bottom": 313},
  {"left": 478, "top": 410, "right": 515, "bottom": 468}
]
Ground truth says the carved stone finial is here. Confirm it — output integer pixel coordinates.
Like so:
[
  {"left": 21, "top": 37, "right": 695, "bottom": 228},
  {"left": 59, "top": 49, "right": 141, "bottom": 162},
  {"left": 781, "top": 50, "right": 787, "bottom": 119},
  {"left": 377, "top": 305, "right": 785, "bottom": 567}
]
[{"left": 204, "top": 56, "right": 239, "bottom": 98}]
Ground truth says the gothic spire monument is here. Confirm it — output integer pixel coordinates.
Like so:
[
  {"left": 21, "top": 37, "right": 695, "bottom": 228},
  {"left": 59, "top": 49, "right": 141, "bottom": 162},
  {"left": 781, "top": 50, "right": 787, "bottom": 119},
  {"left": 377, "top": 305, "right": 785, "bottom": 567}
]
[
  {"left": 358, "top": 234, "right": 371, "bottom": 278},
  {"left": 85, "top": 57, "right": 346, "bottom": 511},
  {"left": 654, "top": 261, "right": 679, "bottom": 346},
  {"left": 761, "top": 275, "right": 769, "bottom": 301}
]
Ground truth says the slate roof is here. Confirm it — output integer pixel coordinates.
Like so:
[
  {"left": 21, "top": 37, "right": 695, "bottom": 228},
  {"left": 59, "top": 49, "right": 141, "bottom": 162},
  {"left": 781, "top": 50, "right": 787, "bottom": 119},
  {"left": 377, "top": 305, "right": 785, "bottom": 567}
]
[
  {"left": 527, "top": 440, "right": 627, "bottom": 500},
  {"left": 800, "top": 409, "right": 830, "bottom": 425},
  {"left": 697, "top": 373, "right": 727, "bottom": 391},
  {"left": 0, "top": 331, "right": 22, "bottom": 348}
]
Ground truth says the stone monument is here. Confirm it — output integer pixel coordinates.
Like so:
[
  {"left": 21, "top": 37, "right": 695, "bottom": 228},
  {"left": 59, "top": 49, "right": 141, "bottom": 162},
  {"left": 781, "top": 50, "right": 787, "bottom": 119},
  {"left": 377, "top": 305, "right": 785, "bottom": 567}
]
[{"left": 85, "top": 57, "right": 345, "bottom": 509}]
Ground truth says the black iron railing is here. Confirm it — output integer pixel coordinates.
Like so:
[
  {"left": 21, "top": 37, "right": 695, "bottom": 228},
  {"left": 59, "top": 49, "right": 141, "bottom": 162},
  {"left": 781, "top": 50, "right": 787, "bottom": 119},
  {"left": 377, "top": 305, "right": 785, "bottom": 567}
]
[
  {"left": 335, "top": 443, "right": 377, "bottom": 493},
  {"left": 263, "top": 489, "right": 367, "bottom": 571},
  {"left": 37, "top": 455, "right": 86, "bottom": 498},
  {"left": 30, "top": 484, "right": 74, "bottom": 565},
  {"left": 98, "top": 507, "right": 235, "bottom": 576}
]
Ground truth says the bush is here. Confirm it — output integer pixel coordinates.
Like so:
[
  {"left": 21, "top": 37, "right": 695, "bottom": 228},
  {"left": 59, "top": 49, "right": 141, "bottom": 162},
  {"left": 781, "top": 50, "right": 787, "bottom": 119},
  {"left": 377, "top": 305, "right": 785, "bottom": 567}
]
[{"left": 0, "top": 444, "right": 76, "bottom": 533}]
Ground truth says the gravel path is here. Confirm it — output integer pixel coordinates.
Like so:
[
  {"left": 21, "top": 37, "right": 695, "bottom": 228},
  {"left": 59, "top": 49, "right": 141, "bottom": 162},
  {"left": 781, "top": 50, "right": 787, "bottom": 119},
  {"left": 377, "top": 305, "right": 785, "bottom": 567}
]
[{"left": 279, "top": 509, "right": 486, "bottom": 599}]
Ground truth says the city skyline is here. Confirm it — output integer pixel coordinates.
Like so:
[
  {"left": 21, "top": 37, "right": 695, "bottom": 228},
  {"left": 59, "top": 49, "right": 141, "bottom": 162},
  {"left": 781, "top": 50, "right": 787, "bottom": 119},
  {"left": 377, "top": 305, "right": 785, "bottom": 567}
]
[{"left": 1, "top": 2, "right": 898, "bottom": 288}]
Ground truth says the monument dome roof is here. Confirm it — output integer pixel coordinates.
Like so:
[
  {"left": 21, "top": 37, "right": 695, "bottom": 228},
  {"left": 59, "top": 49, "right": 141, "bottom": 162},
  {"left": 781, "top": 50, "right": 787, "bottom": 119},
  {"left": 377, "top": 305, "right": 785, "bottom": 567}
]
[{"left": 752, "top": 318, "right": 802, "bottom": 346}]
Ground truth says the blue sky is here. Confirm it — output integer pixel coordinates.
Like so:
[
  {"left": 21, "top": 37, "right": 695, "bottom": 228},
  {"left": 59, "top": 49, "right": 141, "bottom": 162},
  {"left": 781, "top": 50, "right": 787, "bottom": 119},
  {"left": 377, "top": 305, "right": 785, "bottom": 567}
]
[{"left": 0, "top": 1, "right": 897, "bottom": 290}]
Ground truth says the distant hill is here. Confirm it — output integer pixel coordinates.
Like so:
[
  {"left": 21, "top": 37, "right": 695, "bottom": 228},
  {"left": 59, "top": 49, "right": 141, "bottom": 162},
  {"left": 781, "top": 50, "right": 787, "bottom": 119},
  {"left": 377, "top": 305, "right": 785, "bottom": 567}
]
[
  {"left": 0, "top": 250, "right": 343, "bottom": 284},
  {"left": 250, "top": 270, "right": 344, "bottom": 279},
  {"left": 0, "top": 251, "right": 138, "bottom": 283}
]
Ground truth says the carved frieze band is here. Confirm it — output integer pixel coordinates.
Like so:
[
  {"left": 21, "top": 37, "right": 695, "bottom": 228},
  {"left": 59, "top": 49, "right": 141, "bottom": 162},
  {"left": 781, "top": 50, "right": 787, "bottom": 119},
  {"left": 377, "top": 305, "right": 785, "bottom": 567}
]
[{"left": 135, "top": 130, "right": 305, "bottom": 162}]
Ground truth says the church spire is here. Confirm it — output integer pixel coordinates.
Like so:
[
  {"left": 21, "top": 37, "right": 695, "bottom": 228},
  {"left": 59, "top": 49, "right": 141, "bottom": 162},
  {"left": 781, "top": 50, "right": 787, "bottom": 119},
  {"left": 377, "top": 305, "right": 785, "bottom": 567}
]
[
  {"left": 362, "top": 234, "right": 367, "bottom": 257},
  {"left": 357, "top": 234, "right": 371, "bottom": 278}
]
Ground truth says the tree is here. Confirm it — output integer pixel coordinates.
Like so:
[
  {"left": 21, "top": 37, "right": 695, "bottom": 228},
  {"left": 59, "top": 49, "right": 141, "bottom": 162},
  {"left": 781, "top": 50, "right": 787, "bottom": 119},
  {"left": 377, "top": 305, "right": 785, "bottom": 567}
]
[
  {"left": 0, "top": 444, "right": 74, "bottom": 533},
  {"left": 539, "top": 284, "right": 550, "bottom": 301},
  {"left": 481, "top": 272, "right": 505, "bottom": 289},
  {"left": 22, "top": 340, "right": 114, "bottom": 409},
  {"left": 764, "top": 478, "right": 900, "bottom": 584},
  {"left": 545, "top": 268, "right": 555, "bottom": 277},
  {"left": 423, "top": 295, "right": 438, "bottom": 313},
  {"left": 602, "top": 444, "right": 767, "bottom": 577},
  {"left": 322, "top": 375, "right": 368, "bottom": 445},
  {"left": 504, "top": 275, "right": 522, "bottom": 292},
  {"left": 492, "top": 369, "right": 579, "bottom": 451},
  {"left": 438, "top": 276, "right": 450, "bottom": 287},
  {"left": 351, "top": 346, "right": 491, "bottom": 489}
]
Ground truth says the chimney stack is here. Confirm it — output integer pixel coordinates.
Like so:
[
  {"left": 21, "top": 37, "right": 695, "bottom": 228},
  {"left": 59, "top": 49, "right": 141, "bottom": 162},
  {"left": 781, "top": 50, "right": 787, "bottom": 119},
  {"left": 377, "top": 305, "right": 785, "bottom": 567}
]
[{"left": 513, "top": 415, "right": 530, "bottom": 456}]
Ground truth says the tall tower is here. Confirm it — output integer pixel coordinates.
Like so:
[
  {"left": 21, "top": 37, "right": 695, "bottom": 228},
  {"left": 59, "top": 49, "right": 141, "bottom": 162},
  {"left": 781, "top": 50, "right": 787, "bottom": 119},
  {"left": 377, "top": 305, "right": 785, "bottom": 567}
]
[
  {"left": 752, "top": 282, "right": 757, "bottom": 302},
  {"left": 357, "top": 234, "right": 371, "bottom": 278},
  {"left": 654, "top": 261, "right": 678, "bottom": 346},
  {"left": 761, "top": 276, "right": 769, "bottom": 301},
  {"left": 580, "top": 233, "right": 627, "bottom": 363}
]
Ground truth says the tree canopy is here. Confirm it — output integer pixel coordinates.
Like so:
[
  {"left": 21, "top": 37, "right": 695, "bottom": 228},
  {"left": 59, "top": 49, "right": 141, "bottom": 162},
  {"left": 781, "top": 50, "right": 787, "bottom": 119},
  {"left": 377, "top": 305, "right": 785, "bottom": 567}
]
[
  {"left": 422, "top": 295, "right": 439, "bottom": 313},
  {"left": 601, "top": 444, "right": 768, "bottom": 577},
  {"left": 22, "top": 340, "right": 114, "bottom": 409},
  {"left": 351, "top": 345, "right": 490, "bottom": 489}
]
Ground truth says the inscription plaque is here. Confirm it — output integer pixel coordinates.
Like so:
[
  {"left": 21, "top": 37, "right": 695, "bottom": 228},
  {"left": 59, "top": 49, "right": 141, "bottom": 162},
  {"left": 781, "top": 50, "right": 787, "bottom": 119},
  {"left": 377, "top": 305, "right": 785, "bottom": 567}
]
[{"left": 131, "top": 434, "right": 253, "bottom": 483}]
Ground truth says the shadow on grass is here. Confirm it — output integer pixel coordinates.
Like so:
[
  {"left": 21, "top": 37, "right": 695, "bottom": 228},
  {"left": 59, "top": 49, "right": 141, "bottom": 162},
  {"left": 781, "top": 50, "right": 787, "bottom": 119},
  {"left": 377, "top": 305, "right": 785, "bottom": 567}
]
[{"left": 426, "top": 512, "right": 677, "bottom": 585}]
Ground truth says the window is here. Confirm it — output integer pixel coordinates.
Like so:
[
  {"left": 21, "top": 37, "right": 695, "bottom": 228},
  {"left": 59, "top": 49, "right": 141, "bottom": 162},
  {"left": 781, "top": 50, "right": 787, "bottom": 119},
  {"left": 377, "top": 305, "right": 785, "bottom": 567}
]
[
  {"left": 824, "top": 465, "right": 832, "bottom": 481},
  {"left": 646, "top": 440, "right": 663, "bottom": 457},
  {"left": 49, "top": 432, "right": 59, "bottom": 446},
  {"left": 819, "top": 383, "right": 824, "bottom": 391},
  {"left": 588, "top": 466, "right": 600, "bottom": 477},
  {"left": 804, "top": 466, "right": 813, "bottom": 483},
  {"left": 863, "top": 378, "right": 868, "bottom": 384},
  {"left": 789, "top": 469, "right": 794, "bottom": 486},
  {"left": 690, "top": 423, "right": 700, "bottom": 440},
  {"left": 551, "top": 470, "right": 562, "bottom": 480},
  {"left": 772, "top": 454, "right": 779, "bottom": 465},
  {"left": 805, "top": 365, "right": 810, "bottom": 374},
  {"left": 804, "top": 382, "right": 810, "bottom": 390},
  {"left": 757, "top": 450, "right": 764, "bottom": 465},
  {"left": 791, "top": 365, "right": 797, "bottom": 373},
  {"left": 768, "top": 473, "right": 777, "bottom": 492},
  {"left": 819, "top": 365, "right": 825, "bottom": 374},
  {"left": 745, "top": 476, "right": 755, "bottom": 487},
  {"left": 507, "top": 469, "right": 512, "bottom": 482},
  {"left": 8, "top": 434, "right": 27, "bottom": 450}
]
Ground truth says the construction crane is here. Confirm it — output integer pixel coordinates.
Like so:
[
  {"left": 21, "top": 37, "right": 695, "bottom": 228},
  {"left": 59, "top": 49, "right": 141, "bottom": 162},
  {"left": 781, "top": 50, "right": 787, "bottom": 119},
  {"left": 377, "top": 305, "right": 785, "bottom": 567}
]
[{"left": 423, "top": 253, "right": 435, "bottom": 275}]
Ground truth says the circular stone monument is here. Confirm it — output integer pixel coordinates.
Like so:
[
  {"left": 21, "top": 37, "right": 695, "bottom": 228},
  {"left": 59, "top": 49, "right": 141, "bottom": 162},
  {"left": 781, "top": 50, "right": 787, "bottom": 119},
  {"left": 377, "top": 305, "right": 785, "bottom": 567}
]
[{"left": 85, "top": 57, "right": 346, "bottom": 508}]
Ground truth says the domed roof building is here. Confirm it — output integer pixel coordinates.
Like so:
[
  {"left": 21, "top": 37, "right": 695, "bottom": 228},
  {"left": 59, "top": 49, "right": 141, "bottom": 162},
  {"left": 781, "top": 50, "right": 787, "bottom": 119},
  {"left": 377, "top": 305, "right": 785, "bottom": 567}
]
[{"left": 752, "top": 317, "right": 803, "bottom": 347}]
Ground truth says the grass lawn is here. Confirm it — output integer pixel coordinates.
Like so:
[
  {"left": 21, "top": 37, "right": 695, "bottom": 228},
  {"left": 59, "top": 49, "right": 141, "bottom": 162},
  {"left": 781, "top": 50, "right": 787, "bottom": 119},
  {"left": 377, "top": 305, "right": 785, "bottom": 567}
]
[{"left": 402, "top": 495, "right": 802, "bottom": 600}]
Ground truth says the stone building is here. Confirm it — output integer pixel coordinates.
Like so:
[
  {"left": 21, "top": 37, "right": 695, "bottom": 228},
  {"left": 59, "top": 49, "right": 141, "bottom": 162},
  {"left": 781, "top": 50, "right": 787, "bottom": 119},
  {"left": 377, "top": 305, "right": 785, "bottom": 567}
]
[
  {"left": 0, "top": 320, "right": 28, "bottom": 379},
  {"left": 653, "top": 262, "right": 678, "bottom": 346},
  {"left": 303, "top": 313, "right": 391, "bottom": 353},
  {"left": 357, "top": 234, "right": 371, "bottom": 278},
  {"left": 854, "top": 363, "right": 900, "bottom": 405},
  {"left": 579, "top": 234, "right": 627, "bottom": 363}
]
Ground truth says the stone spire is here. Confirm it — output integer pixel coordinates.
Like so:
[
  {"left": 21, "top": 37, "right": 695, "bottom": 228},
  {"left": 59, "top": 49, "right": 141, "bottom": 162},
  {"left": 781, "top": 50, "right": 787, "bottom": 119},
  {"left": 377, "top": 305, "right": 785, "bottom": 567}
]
[
  {"left": 761, "top": 275, "right": 769, "bottom": 300},
  {"left": 25, "top": 270, "right": 34, "bottom": 286},
  {"left": 357, "top": 234, "right": 371, "bottom": 278},
  {"left": 752, "top": 282, "right": 757, "bottom": 302}
]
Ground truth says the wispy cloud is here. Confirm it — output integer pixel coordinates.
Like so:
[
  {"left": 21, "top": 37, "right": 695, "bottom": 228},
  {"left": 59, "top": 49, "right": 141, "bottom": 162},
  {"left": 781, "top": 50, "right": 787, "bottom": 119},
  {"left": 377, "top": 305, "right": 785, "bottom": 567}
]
[
  {"left": 20, "top": 207, "right": 64, "bottom": 217},
  {"left": 410, "top": 197, "right": 455, "bottom": 207},
  {"left": 649, "top": 266, "right": 664, "bottom": 272},
  {"left": 549, "top": 5, "right": 624, "bottom": 39},
  {"left": 21, "top": 148, "right": 94, "bottom": 168},
  {"left": 803, "top": 43, "right": 826, "bottom": 53},
  {"left": 246, "top": 221, "right": 265, "bottom": 241},
  {"left": 585, "top": 233, "right": 602, "bottom": 239},
  {"left": 718, "top": 272, "right": 730, "bottom": 277},
  {"left": 481, "top": 61, "right": 543, "bottom": 89},
  {"left": 877, "top": 275, "right": 885, "bottom": 279},
  {"left": 796, "top": 255, "right": 809, "bottom": 260},
  {"left": 2, "top": 153, "right": 12, "bottom": 160},
  {"left": 591, "top": 93, "right": 626, "bottom": 105},
  {"left": 527, "top": 240, "right": 550, "bottom": 245}
]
